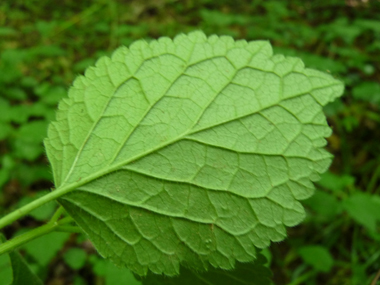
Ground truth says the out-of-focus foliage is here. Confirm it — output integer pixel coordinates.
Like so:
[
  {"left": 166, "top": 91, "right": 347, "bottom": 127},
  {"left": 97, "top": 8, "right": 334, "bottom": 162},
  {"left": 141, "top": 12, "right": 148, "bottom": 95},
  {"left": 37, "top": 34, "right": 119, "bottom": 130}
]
[
  {"left": 0, "top": 234, "right": 43, "bottom": 285},
  {"left": 0, "top": 0, "right": 379, "bottom": 284}
]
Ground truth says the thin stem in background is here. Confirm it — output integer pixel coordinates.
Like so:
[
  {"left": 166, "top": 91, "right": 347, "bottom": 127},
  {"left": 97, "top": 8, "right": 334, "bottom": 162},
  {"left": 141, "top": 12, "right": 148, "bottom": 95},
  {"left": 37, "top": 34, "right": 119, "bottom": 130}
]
[
  {"left": 49, "top": 206, "right": 66, "bottom": 224},
  {"left": 0, "top": 216, "right": 74, "bottom": 256},
  {"left": 371, "top": 269, "right": 380, "bottom": 285},
  {"left": 55, "top": 225, "right": 83, "bottom": 233}
]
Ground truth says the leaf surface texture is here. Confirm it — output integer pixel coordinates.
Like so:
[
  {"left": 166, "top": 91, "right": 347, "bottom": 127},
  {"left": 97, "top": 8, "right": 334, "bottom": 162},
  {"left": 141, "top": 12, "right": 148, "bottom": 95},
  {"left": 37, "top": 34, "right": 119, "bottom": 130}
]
[{"left": 44, "top": 31, "right": 344, "bottom": 275}]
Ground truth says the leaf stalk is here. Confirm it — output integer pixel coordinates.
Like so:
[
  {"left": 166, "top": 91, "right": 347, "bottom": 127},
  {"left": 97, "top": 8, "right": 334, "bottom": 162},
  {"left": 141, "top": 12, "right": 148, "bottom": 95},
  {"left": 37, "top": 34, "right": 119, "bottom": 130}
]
[{"left": 0, "top": 184, "right": 75, "bottom": 230}]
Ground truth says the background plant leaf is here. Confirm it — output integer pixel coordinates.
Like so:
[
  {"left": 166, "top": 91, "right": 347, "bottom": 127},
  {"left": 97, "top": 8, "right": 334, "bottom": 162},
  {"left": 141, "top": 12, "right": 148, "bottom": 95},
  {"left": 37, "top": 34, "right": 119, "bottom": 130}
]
[
  {"left": 298, "top": 245, "right": 334, "bottom": 273},
  {"left": 91, "top": 255, "right": 142, "bottom": 285},
  {"left": 21, "top": 231, "right": 70, "bottom": 267},
  {"left": 138, "top": 252, "right": 272, "bottom": 285},
  {"left": 342, "top": 192, "right": 380, "bottom": 235},
  {"left": 9, "top": 250, "right": 43, "bottom": 285},
  {"left": 0, "top": 234, "right": 43, "bottom": 285},
  {"left": 0, "top": 234, "right": 12, "bottom": 285},
  {"left": 44, "top": 31, "right": 344, "bottom": 276}
]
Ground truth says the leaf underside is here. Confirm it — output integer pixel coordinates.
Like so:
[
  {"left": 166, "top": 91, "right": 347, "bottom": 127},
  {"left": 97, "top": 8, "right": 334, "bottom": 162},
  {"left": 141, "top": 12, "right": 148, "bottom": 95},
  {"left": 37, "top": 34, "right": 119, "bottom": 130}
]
[{"left": 44, "top": 31, "right": 344, "bottom": 276}]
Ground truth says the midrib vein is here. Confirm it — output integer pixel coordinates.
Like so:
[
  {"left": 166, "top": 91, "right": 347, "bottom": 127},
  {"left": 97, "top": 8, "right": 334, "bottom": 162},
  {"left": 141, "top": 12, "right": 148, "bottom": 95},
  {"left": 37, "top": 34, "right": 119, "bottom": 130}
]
[
  {"left": 60, "top": 80, "right": 333, "bottom": 191},
  {"left": 60, "top": 45, "right": 337, "bottom": 191}
]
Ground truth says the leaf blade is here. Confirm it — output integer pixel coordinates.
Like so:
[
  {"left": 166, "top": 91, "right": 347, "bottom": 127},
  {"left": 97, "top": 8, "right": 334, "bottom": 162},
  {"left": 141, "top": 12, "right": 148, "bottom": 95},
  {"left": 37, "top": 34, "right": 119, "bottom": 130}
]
[{"left": 45, "top": 31, "right": 344, "bottom": 276}]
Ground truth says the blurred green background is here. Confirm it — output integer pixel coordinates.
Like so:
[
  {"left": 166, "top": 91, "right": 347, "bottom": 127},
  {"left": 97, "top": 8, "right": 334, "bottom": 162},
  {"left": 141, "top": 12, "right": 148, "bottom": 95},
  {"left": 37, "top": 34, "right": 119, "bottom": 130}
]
[{"left": 0, "top": 0, "right": 380, "bottom": 284}]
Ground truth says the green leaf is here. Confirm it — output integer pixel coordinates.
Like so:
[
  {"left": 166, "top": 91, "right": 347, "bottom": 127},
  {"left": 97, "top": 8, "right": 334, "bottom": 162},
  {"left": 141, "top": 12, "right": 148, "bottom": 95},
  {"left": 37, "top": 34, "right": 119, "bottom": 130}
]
[
  {"left": 342, "top": 192, "right": 380, "bottom": 233},
  {"left": 0, "top": 235, "right": 12, "bottom": 285},
  {"left": 139, "top": 252, "right": 272, "bottom": 284},
  {"left": 5, "top": 88, "right": 27, "bottom": 100},
  {"left": 14, "top": 120, "right": 49, "bottom": 161},
  {"left": 317, "top": 171, "right": 355, "bottom": 192},
  {"left": 0, "top": 234, "right": 43, "bottom": 285},
  {"left": 22, "top": 232, "right": 70, "bottom": 266},
  {"left": 303, "top": 190, "right": 341, "bottom": 221},
  {"left": 0, "top": 27, "right": 17, "bottom": 36},
  {"left": 13, "top": 165, "right": 52, "bottom": 187},
  {"left": 0, "top": 122, "right": 12, "bottom": 140},
  {"left": 352, "top": 81, "right": 380, "bottom": 105},
  {"left": 0, "top": 98, "right": 11, "bottom": 122},
  {"left": 34, "top": 84, "right": 67, "bottom": 106},
  {"left": 63, "top": 248, "right": 87, "bottom": 270},
  {"left": 298, "top": 245, "right": 334, "bottom": 273},
  {"left": 44, "top": 31, "right": 344, "bottom": 276},
  {"left": 91, "top": 256, "right": 141, "bottom": 285},
  {"left": 9, "top": 250, "right": 43, "bottom": 285},
  {"left": 354, "top": 19, "right": 380, "bottom": 33}
]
